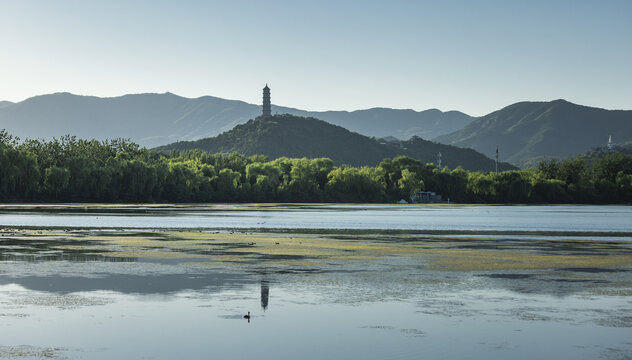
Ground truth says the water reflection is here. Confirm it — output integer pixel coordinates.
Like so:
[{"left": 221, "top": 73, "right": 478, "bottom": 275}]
[
  {"left": 1, "top": 229, "right": 629, "bottom": 299},
  {"left": 1, "top": 282, "right": 631, "bottom": 360},
  {"left": 1, "top": 209, "right": 631, "bottom": 359},
  {"left": 261, "top": 280, "right": 269, "bottom": 310},
  {"left": 0, "top": 272, "right": 254, "bottom": 294}
]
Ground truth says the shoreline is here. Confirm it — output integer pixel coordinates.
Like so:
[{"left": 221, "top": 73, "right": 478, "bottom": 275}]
[{"left": 0, "top": 202, "right": 630, "bottom": 211}]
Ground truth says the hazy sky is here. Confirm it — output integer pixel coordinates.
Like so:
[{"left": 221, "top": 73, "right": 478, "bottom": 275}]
[{"left": 1, "top": 0, "right": 630, "bottom": 115}]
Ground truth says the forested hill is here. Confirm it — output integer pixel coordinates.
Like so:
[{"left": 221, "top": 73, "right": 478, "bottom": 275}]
[
  {"left": 0, "top": 92, "right": 472, "bottom": 148},
  {"left": 157, "top": 114, "right": 516, "bottom": 172},
  {"left": 434, "top": 99, "right": 632, "bottom": 167}
]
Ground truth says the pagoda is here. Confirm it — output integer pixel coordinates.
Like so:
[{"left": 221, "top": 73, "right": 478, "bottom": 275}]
[{"left": 262, "top": 84, "right": 271, "bottom": 117}]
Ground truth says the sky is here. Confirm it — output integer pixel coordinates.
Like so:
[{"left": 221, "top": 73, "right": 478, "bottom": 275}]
[{"left": 0, "top": 0, "right": 631, "bottom": 116}]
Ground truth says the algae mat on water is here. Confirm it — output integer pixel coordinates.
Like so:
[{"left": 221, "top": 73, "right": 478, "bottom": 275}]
[{"left": 2, "top": 228, "right": 631, "bottom": 274}]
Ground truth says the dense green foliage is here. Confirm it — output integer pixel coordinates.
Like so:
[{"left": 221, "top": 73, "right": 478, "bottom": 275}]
[
  {"left": 1, "top": 130, "right": 631, "bottom": 203},
  {"left": 157, "top": 114, "right": 517, "bottom": 172}
]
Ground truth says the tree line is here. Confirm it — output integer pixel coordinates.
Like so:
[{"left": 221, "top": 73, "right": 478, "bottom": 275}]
[{"left": 1, "top": 130, "right": 631, "bottom": 203}]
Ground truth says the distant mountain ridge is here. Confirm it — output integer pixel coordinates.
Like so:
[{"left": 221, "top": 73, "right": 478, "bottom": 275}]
[
  {"left": 0, "top": 92, "right": 473, "bottom": 148},
  {"left": 4, "top": 93, "right": 629, "bottom": 166},
  {"left": 273, "top": 106, "right": 473, "bottom": 141},
  {"left": 157, "top": 114, "right": 516, "bottom": 172},
  {"left": 0, "top": 92, "right": 256, "bottom": 147},
  {"left": 434, "top": 99, "right": 632, "bottom": 167}
]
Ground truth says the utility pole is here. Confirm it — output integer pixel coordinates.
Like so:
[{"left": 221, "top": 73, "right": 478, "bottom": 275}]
[{"left": 495, "top": 146, "right": 499, "bottom": 174}]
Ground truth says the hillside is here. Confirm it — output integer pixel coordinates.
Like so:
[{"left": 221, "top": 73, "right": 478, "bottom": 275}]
[
  {"left": 583, "top": 144, "right": 632, "bottom": 161},
  {"left": 0, "top": 92, "right": 473, "bottom": 148},
  {"left": 157, "top": 114, "right": 516, "bottom": 171},
  {"left": 434, "top": 100, "right": 632, "bottom": 167}
]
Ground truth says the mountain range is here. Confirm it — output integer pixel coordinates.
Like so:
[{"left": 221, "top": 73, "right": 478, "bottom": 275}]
[
  {"left": 1, "top": 93, "right": 630, "bottom": 168},
  {"left": 157, "top": 114, "right": 517, "bottom": 172},
  {"left": 0, "top": 92, "right": 472, "bottom": 148},
  {"left": 0, "top": 101, "right": 13, "bottom": 109},
  {"left": 435, "top": 100, "right": 632, "bottom": 167}
]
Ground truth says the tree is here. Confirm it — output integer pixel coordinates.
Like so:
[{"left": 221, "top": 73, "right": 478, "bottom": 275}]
[
  {"left": 397, "top": 169, "right": 424, "bottom": 200},
  {"left": 43, "top": 166, "right": 71, "bottom": 199},
  {"left": 215, "top": 168, "right": 241, "bottom": 201},
  {"left": 325, "top": 167, "right": 386, "bottom": 202},
  {"left": 467, "top": 172, "right": 496, "bottom": 202}
]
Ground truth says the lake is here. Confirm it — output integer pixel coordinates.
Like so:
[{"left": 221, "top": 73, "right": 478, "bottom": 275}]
[
  {"left": 0, "top": 204, "right": 631, "bottom": 359},
  {"left": 1, "top": 204, "right": 631, "bottom": 232}
]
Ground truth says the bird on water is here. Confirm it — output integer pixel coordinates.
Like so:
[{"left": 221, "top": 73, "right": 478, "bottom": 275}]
[{"left": 244, "top": 311, "right": 251, "bottom": 320}]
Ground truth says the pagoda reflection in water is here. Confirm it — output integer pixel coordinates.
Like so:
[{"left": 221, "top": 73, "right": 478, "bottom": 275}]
[{"left": 261, "top": 280, "right": 269, "bottom": 311}]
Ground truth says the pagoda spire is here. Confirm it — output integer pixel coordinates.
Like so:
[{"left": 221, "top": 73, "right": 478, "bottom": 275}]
[{"left": 262, "top": 84, "right": 271, "bottom": 117}]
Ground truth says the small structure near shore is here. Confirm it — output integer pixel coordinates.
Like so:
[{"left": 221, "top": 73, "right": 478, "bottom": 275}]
[{"left": 410, "top": 191, "right": 442, "bottom": 203}]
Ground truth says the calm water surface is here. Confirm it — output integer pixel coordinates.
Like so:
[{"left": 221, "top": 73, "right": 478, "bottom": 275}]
[
  {"left": 0, "top": 205, "right": 631, "bottom": 232},
  {"left": 0, "top": 205, "right": 631, "bottom": 359},
  {"left": 1, "top": 283, "right": 630, "bottom": 360}
]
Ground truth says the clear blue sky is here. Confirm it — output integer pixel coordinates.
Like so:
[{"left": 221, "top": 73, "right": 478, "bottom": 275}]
[{"left": 1, "top": 0, "right": 630, "bottom": 115}]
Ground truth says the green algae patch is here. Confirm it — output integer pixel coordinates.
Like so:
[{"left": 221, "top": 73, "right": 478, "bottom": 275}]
[
  {"left": 424, "top": 247, "right": 632, "bottom": 271},
  {"left": 3, "top": 228, "right": 632, "bottom": 277},
  {"left": 590, "top": 288, "right": 632, "bottom": 296},
  {"left": 57, "top": 229, "right": 409, "bottom": 265},
  {"left": 0, "top": 345, "right": 66, "bottom": 359},
  {"left": 105, "top": 250, "right": 213, "bottom": 260}
]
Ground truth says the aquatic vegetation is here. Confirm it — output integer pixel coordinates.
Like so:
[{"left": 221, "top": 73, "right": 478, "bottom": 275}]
[
  {"left": 589, "top": 288, "right": 632, "bottom": 297},
  {"left": 2, "top": 293, "right": 112, "bottom": 308},
  {"left": 2, "top": 228, "right": 632, "bottom": 277},
  {"left": 423, "top": 248, "right": 632, "bottom": 271},
  {"left": 596, "top": 316, "right": 632, "bottom": 328},
  {"left": 0, "top": 345, "right": 65, "bottom": 359}
]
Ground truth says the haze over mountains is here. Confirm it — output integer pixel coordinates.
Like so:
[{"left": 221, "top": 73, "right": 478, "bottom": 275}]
[
  {"left": 1, "top": 93, "right": 630, "bottom": 168},
  {"left": 158, "top": 114, "right": 517, "bottom": 172},
  {"left": 435, "top": 100, "right": 632, "bottom": 167},
  {"left": 275, "top": 106, "right": 473, "bottom": 141},
  {"left": 0, "top": 92, "right": 472, "bottom": 148}
]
